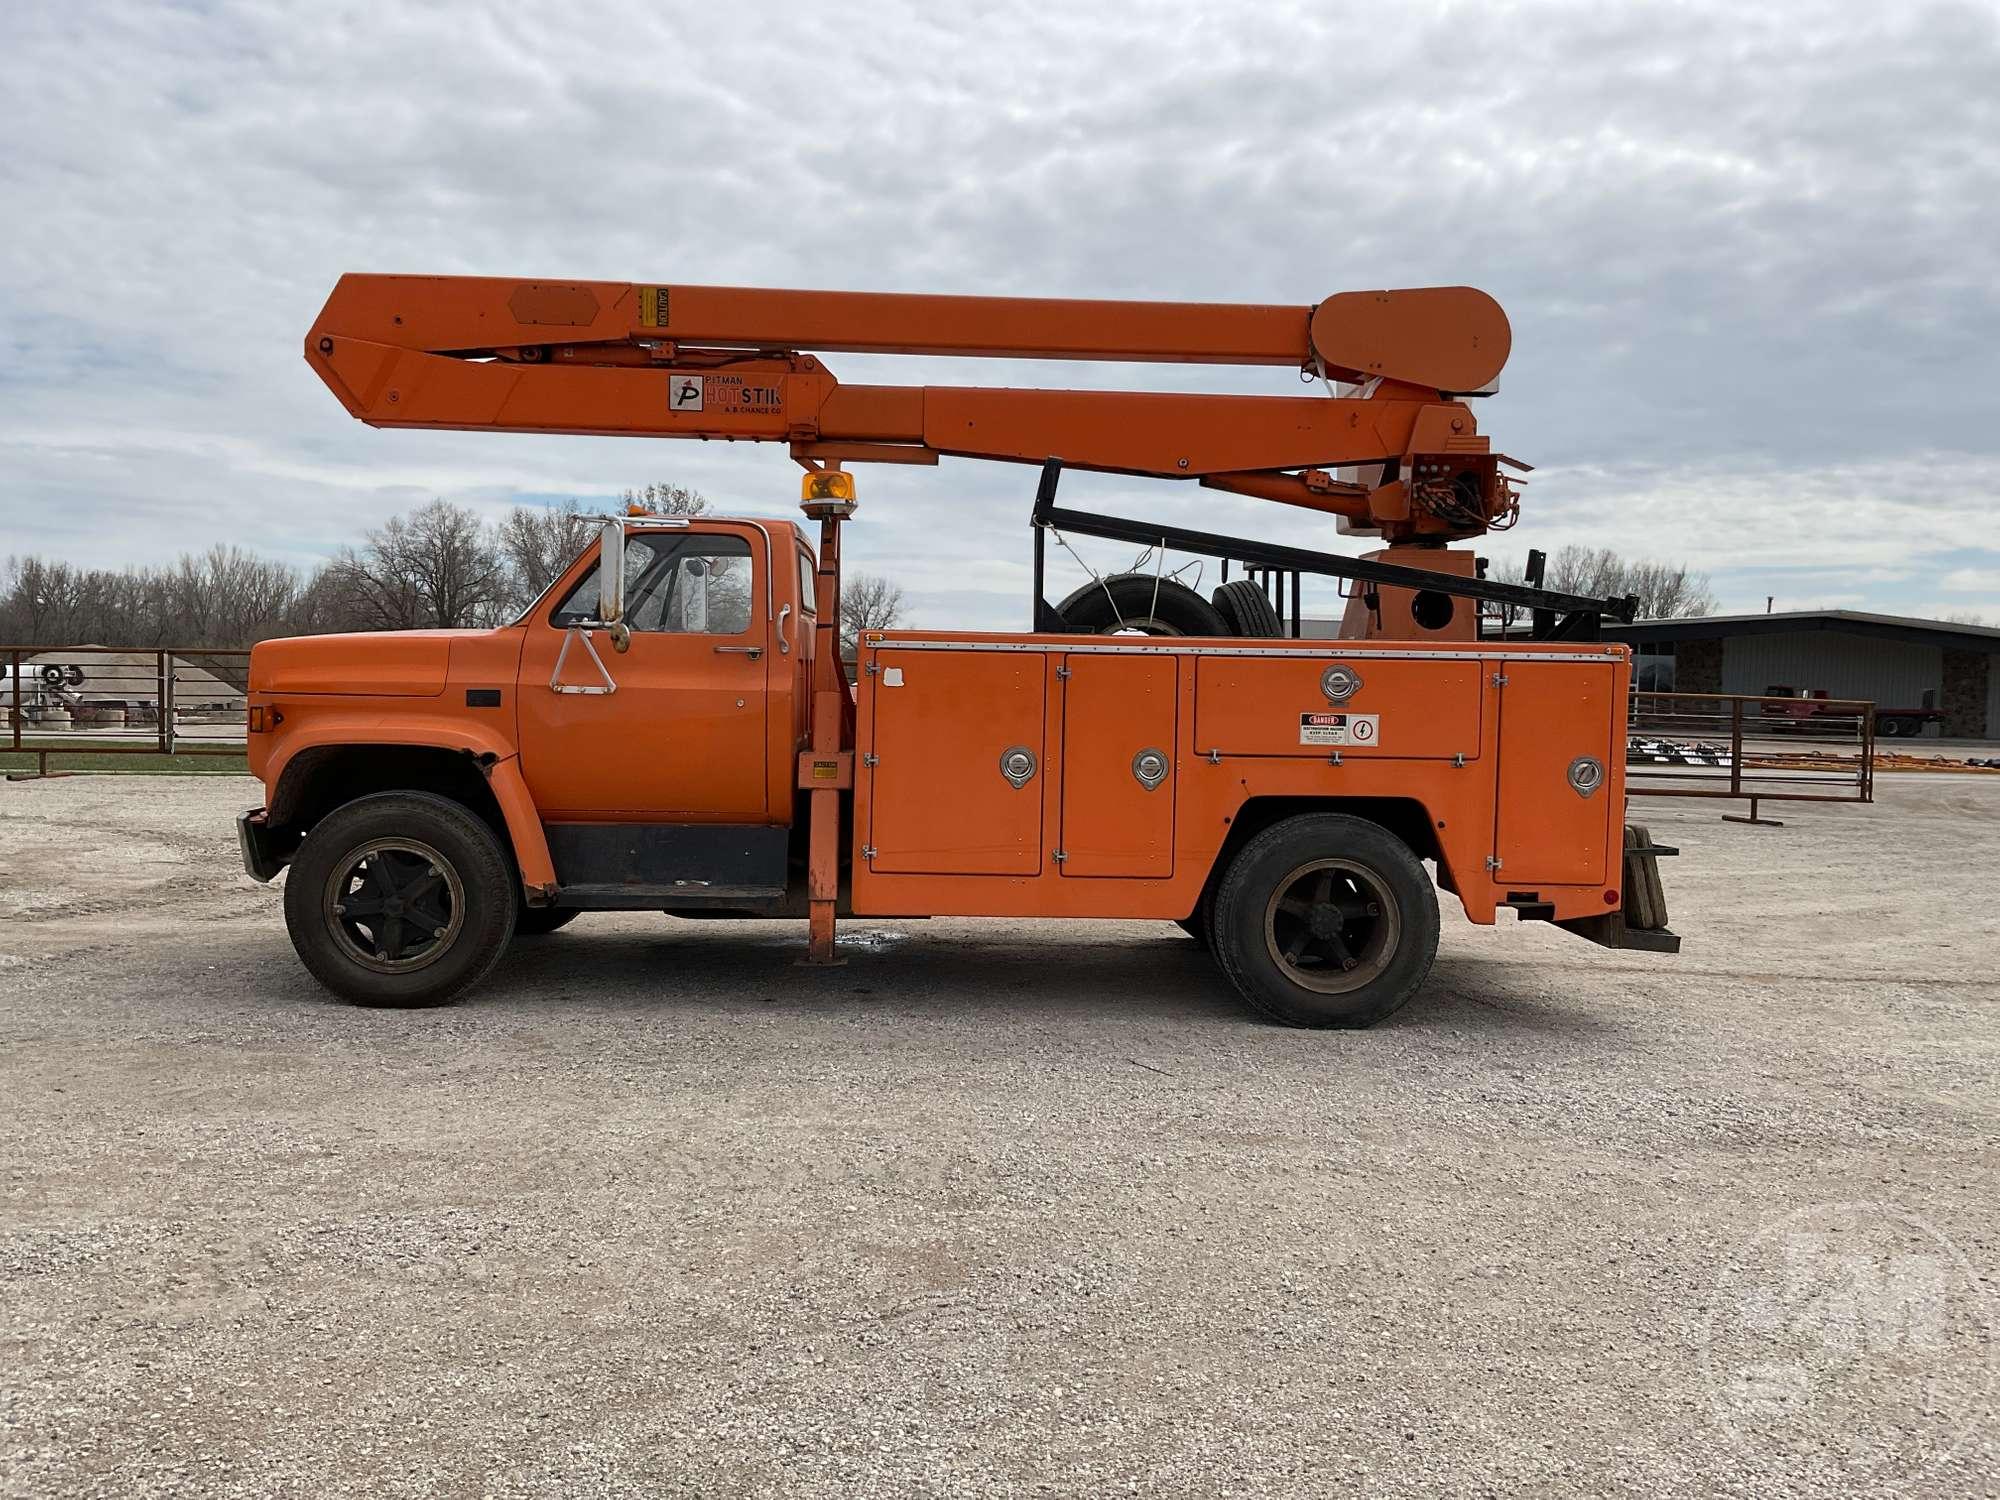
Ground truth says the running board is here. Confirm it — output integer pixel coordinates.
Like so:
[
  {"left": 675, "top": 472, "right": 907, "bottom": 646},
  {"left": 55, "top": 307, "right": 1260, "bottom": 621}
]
[{"left": 554, "top": 883, "right": 789, "bottom": 912}]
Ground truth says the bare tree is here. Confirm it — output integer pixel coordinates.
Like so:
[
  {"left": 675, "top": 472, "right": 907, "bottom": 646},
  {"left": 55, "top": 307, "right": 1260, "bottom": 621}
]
[
  {"left": 0, "top": 557, "right": 83, "bottom": 644},
  {"left": 621, "top": 482, "right": 708, "bottom": 517},
  {"left": 840, "top": 572, "right": 905, "bottom": 652},
  {"left": 497, "top": 503, "right": 596, "bottom": 609},
  {"left": 328, "top": 500, "right": 509, "bottom": 630},
  {"left": 1486, "top": 545, "right": 1717, "bottom": 630},
  {"left": 1, "top": 484, "right": 719, "bottom": 649}
]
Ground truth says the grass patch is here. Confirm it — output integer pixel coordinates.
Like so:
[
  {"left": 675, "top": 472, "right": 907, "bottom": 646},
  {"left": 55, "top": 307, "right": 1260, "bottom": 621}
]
[{"left": 0, "top": 737, "right": 247, "bottom": 776}]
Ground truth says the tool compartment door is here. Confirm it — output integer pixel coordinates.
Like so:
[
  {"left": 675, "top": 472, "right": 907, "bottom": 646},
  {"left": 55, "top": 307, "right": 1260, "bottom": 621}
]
[
  {"left": 1059, "top": 653, "right": 1177, "bottom": 878},
  {"left": 1493, "top": 660, "right": 1616, "bottom": 885},
  {"left": 1194, "top": 654, "right": 1482, "bottom": 759},
  {"left": 866, "top": 648, "right": 1045, "bottom": 875}
]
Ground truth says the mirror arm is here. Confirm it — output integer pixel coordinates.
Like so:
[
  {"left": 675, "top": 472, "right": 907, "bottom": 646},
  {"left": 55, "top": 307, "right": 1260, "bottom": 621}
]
[{"left": 550, "top": 625, "right": 619, "bottom": 695}]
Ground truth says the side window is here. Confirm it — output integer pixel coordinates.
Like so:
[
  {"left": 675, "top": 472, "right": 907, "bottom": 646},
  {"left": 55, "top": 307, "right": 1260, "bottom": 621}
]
[
  {"left": 552, "top": 534, "right": 756, "bottom": 635},
  {"left": 797, "top": 548, "right": 818, "bottom": 614}
]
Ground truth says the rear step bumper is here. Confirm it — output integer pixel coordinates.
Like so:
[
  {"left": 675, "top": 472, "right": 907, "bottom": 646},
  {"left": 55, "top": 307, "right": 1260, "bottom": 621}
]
[
  {"left": 1556, "top": 911, "right": 1681, "bottom": 953},
  {"left": 1515, "top": 823, "right": 1681, "bottom": 953},
  {"left": 1567, "top": 823, "right": 1680, "bottom": 952}
]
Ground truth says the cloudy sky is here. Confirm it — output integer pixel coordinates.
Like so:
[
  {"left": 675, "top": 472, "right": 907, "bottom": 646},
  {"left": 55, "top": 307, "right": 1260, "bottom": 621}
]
[{"left": 2, "top": 0, "right": 1996, "bottom": 627}]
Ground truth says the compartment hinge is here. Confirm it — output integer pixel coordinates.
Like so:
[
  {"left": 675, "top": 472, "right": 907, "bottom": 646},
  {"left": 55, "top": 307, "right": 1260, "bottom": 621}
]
[
  {"left": 1053, "top": 849, "right": 1067, "bottom": 863},
  {"left": 861, "top": 845, "right": 878, "bottom": 860},
  {"left": 862, "top": 752, "right": 879, "bottom": 767},
  {"left": 1491, "top": 671, "right": 1509, "bottom": 687},
  {"left": 1485, "top": 855, "right": 1503, "bottom": 872}
]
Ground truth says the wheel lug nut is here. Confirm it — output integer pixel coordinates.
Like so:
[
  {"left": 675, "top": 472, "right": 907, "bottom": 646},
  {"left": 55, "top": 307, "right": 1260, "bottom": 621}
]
[
  {"left": 433, "top": 926, "right": 447, "bottom": 939},
  {"left": 1365, "top": 902, "right": 1380, "bottom": 916},
  {"left": 1341, "top": 957, "right": 1358, "bottom": 970}
]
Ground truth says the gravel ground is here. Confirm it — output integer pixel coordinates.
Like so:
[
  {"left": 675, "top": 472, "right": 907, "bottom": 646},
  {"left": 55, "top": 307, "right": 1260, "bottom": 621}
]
[{"left": 2, "top": 774, "right": 1995, "bottom": 1498}]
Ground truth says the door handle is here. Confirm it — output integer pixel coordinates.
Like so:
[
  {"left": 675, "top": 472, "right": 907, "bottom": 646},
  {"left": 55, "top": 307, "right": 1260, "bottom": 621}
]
[
  {"left": 776, "top": 603, "right": 792, "bottom": 654},
  {"left": 714, "top": 645, "right": 764, "bottom": 658}
]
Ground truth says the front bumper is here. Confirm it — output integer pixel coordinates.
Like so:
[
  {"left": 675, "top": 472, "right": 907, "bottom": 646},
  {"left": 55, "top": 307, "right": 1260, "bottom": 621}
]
[{"left": 237, "top": 807, "right": 291, "bottom": 882}]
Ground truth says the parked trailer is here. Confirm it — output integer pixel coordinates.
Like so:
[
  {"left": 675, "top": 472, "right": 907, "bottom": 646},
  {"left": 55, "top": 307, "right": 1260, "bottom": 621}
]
[{"left": 1759, "top": 684, "right": 1940, "bottom": 738}]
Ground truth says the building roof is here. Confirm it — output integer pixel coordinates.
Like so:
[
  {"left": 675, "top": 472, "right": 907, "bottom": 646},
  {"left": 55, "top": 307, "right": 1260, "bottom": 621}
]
[{"left": 1608, "top": 609, "right": 2000, "bottom": 654}]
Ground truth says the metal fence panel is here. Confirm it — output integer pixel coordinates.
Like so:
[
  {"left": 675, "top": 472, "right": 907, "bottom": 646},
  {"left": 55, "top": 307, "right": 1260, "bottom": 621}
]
[
  {"left": 4, "top": 646, "right": 249, "bottom": 769},
  {"left": 1627, "top": 690, "right": 1874, "bottom": 824}
]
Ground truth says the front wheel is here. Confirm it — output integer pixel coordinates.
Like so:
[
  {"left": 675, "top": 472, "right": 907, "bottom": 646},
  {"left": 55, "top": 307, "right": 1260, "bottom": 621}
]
[
  {"left": 282, "top": 791, "right": 517, "bottom": 1008},
  {"left": 1211, "top": 813, "right": 1439, "bottom": 1029}
]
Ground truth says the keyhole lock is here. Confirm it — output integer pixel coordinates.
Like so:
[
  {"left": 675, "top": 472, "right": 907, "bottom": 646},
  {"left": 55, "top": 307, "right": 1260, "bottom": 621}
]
[
  {"left": 1131, "top": 748, "right": 1169, "bottom": 791},
  {"left": 1320, "top": 664, "right": 1363, "bottom": 703},
  {"left": 1567, "top": 756, "right": 1605, "bottom": 798}
]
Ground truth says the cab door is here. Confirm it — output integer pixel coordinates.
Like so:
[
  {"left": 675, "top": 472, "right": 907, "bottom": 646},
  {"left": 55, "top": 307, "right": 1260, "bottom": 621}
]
[{"left": 517, "top": 526, "right": 770, "bottom": 820}]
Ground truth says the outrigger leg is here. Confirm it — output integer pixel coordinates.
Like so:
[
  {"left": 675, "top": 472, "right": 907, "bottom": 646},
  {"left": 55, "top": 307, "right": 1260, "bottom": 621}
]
[{"left": 799, "top": 470, "right": 857, "bottom": 966}]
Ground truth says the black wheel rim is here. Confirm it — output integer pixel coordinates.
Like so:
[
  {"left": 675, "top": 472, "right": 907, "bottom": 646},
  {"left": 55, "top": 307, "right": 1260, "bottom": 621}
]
[
  {"left": 1262, "top": 859, "right": 1401, "bottom": 995},
  {"left": 322, "top": 838, "right": 465, "bottom": 975}
]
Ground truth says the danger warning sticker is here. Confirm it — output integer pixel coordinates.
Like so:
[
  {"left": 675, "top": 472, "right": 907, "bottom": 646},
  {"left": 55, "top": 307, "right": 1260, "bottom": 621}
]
[{"left": 1299, "top": 711, "right": 1380, "bottom": 747}]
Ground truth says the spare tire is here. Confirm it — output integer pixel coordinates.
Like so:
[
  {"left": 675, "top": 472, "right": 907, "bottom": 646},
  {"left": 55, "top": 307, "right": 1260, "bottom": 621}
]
[
  {"left": 1056, "top": 574, "right": 1229, "bottom": 636},
  {"left": 1211, "top": 579, "right": 1285, "bottom": 638}
]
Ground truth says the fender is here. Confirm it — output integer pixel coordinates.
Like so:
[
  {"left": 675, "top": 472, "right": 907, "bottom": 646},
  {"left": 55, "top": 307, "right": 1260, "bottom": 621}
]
[{"left": 260, "top": 713, "right": 558, "bottom": 901}]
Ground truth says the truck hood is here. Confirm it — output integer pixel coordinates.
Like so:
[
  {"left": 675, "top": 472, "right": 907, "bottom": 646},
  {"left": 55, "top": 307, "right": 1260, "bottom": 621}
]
[{"left": 251, "top": 630, "right": 473, "bottom": 697}]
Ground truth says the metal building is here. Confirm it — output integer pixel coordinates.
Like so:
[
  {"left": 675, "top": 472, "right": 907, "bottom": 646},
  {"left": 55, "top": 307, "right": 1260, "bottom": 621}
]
[{"left": 1605, "top": 611, "right": 2000, "bottom": 739}]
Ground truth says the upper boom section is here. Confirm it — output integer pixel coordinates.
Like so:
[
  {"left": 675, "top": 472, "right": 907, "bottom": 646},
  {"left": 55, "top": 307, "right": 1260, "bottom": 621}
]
[
  {"left": 311, "top": 275, "right": 1509, "bottom": 389},
  {"left": 307, "top": 275, "right": 1523, "bottom": 541}
]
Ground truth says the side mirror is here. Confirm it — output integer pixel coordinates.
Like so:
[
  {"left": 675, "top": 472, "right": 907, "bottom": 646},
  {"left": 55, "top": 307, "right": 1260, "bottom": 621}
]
[
  {"left": 680, "top": 556, "right": 709, "bottom": 632},
  {"left": 597, "top": 520, "right": 626, "bottom": 625}
]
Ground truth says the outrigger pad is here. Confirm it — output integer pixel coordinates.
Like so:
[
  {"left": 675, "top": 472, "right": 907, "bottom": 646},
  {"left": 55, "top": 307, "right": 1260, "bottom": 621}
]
[{"left": 1622, "top": 823, "right": 1673, "bottom": 934}]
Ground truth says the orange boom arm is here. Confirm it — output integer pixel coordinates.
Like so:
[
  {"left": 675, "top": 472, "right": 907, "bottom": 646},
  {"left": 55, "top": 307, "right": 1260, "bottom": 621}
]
[{"left": 306, "top": 275, "right": 1520, "bottom": 540}]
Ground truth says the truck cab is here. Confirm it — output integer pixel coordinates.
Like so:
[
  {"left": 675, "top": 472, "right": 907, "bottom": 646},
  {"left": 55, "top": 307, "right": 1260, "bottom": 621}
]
[{"left": 241, "top": 516, "right": 821, "bottom": 987}]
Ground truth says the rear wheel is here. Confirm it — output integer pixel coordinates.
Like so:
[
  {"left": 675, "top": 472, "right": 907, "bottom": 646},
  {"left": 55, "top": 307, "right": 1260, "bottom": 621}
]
[
  {"left": 1211, "top": 813, "right": 1439, "bottom": 1028},
  {"left": 282, "top": 791, "right": 517, "bottom": 1009}
]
